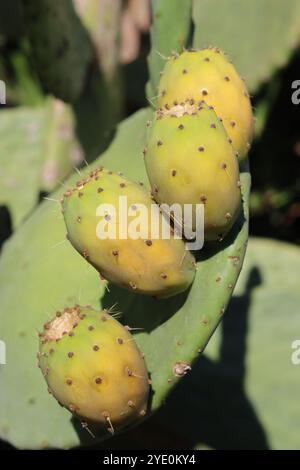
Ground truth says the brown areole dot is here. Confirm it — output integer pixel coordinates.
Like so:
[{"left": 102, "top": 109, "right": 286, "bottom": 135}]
[
  {"left": 117, "top": 338, "right": 124, "bottom": 345},
  {"left": 95, "top": 377, "right": 102, "bottom": 384},
  {"left": 224, "top": 76, "right": 230, "bottom": 81},
  {"left": 68, "top": 352, "right": 74, "bottom": 358},
  {"left": 157, "top": 140, "right": 163, "bottom": 146},
  {"left": 66, "top": 379, "right": 72, "bottom": 385},
  {"left": 112, "top": 250, "right": 119, "bottom": 256},
  {"left": 97, "top": 187, "right": 103, "bottom": 193},
  {"left": 88, "top": 325, "right": 94, "bottom": 331},
  {"left": 171, "top": 169, "right": 177, "bottom": 177},
  {"left": 178, "top": 124, "right": 184, "bottom": 130},
  {"left": 198, "top": 146, "right": 205, "bottom": 152},
  {"left": 145, "top": 239, "right": 152, "bottom": 246},
  {"left": 221, "top": 163, "right": 227, "bottom": 169},
  {"left": 93, "top": 345, "right": 99, "bottom": 351}
]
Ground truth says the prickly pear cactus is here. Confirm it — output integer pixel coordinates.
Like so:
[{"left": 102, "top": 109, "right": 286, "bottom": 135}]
[
  {"left": 38, "top": 306, "right": 149, "bottom": 433},
  {"left": 157, "top": 49, "right": 254, "bottom": 160},
  {"left": 62, "top": 168, "right": 196, "bottom": 297},
  {"left": 145, "top": 102, "right": 242, "bottom": 240},
  {"left": 0, "top": 3, "right": 251, "bottom": 449},
  {"left": 0, "top": 108, "right": 250, "bottom": 448},
  {"left": 23, "top": 0, "right": 92, "bottom": 102}
]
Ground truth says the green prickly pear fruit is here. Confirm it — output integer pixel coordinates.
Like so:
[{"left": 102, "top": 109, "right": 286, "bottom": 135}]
[
  {"left": 62, "top": 168, "right": 196, "bottom": 297},
  {"left": 157, "top": 48, "right": 254, "bottom": 160},
  {"left": 144, "top": 103, "right": 242, "bottom": 241},
  {"left": 38, "top": 306, "right": 149, "bottom": 433}
]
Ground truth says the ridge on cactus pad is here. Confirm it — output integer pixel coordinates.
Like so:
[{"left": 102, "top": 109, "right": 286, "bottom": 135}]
[
  {"left": 38, "top": 305, "right": 149, "bottom": 434},
  {"left": 157, "top": 48, "right": 254, "bottom": 160},
  {"left": 62, "top": 167, "right": 196, "bottom": 298},
  {"left": 145, "top": 102, "right": 242, "bottom": 241}
]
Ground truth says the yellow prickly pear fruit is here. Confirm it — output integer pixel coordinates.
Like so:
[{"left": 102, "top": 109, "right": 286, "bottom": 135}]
[
  {"left": 145, "top": 103, "right": 242, "bottom": 241},
  {"left": 61, "top": 168, "right": 196, "bottom": 297},
  {"left": 157, "top": 48, "right": 254, "bottom": 160},
  {"left": 38, "top": 306, "right": 149, "bottom": 433}
]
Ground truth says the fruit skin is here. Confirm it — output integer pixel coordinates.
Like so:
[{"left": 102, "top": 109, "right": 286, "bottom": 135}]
[
  {"left": 38, "top": 306, "right": 149, "bottom": 432},
  {"left": 62, "top": 168, "right": 196, "bottom": 297},
  {"left": 145, "top": 103, "right": 242, "bottom": 241},
  {"left": 157, "top": 48, "right": 254, "bottom": 160}
]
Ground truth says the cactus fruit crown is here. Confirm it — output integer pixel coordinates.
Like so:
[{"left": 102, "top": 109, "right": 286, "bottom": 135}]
[
  {"left": 61, "top": 167, "right": 196, "bottom": 298},
  {"left": 38, "top": 305, "right": 149, "bottom": 433},
  {"left": 145, "top": 101, "right": 242, "bottom": 241},
  {"left": 157, "top": 47, "right": 254, "bottom": 160}
]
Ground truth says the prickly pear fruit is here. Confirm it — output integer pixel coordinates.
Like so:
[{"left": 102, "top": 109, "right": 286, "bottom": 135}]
[
  {"left": 38, "top": 306, "right": 149, "bottom": 433},
  {"left": 23, "top": 0, "right": 92, "bottom": 102},
  {"left": 62, "top": 168, "right": 196, "bottom": 297},
  {"left": 157, "top": 48, "right": 254, "bottom": 160},
  {"left": 145, "top": 102, "right": 242, "bottom": 241}
]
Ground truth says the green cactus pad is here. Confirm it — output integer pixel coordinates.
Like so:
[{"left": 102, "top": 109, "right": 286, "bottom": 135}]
[
  {"left": 23, "top": 0, "right": 92, "bottom": 102},
  {"left": 0, "top": 108, "right": 250, "bottom": 448},
  {"left": 192, "top": 0, "right": 300, "bottom": 94},
  {"left": 147, "top": 0, "right": 192, "bottom": 98},
  {"left": 0, "top": 98, "right": 82, "bottom": 228}
]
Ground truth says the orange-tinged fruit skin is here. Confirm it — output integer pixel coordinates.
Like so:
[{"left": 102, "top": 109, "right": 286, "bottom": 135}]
[
  {"left": 62, "top": 168, "right": 196, "bottom": 298},
  {"left": 158, "top": 48, "right": 254, "bottom": 160},
  {"left": 39, "top": 306, "right": 149, "bottom": 432},
  {"left": 145, "top": 103, "right": 242, "bottom": 241}
]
